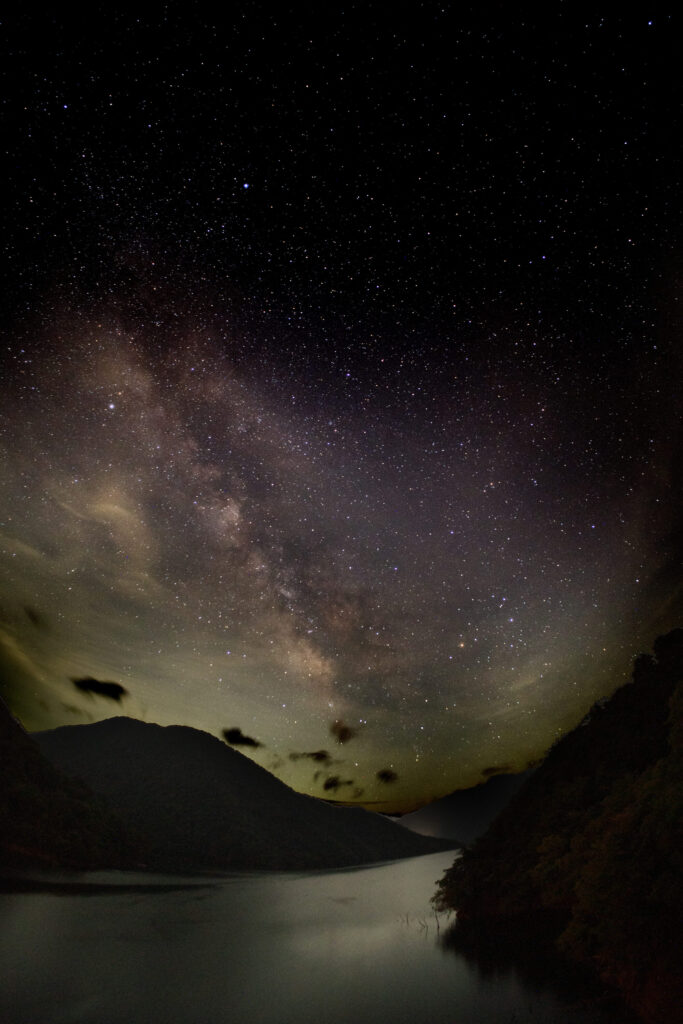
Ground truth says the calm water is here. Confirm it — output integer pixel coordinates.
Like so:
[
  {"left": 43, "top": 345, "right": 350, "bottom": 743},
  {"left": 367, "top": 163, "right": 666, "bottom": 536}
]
[{"left": 0, "top": 851, "right": 627, "bottom": 1024}]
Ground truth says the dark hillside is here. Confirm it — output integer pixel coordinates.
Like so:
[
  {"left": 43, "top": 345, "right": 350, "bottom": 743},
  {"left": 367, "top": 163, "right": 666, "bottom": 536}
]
[
  {"left": 35, "top": 717, "right": 452, "bottom": 871},
  {"left": 0, "top": 699, "right": 140, "bottom": 870},
  {"left": 434, "top": 629, "right": 683, "bottom": 1024}
]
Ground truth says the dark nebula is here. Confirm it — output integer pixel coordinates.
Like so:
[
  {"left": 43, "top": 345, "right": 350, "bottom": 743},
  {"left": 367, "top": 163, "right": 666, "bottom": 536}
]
[
  {"left": 23, "top": 606, "right": 46, "bottom": 630},
  {"left": 330, "top": 721, "right": 357, "bottom": 745}
]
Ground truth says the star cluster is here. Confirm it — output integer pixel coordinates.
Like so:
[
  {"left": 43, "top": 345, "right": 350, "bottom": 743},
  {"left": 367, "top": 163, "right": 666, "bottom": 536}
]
[{"left": 0, "top": 10, "right": 680, "bottom": 810}]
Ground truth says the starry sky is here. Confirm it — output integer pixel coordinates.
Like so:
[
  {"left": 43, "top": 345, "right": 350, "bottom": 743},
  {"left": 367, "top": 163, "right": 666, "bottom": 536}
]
[{"left": 0, "top": 8, "right": 681, "bottom": 812}]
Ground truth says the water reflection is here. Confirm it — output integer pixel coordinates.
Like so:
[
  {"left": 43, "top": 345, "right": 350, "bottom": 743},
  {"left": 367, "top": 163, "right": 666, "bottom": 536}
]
[
  {"left": 440, "top": 914, "right": 639, "bottom": 1023},
  {"left": 0, "top": 852, "right": 632, "bottom": 1024}
]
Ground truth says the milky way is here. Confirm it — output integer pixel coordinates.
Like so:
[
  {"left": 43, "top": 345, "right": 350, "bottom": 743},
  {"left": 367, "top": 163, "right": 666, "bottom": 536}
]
[{"left": 0, "top": 10, "right": 681, "bottom": 810}]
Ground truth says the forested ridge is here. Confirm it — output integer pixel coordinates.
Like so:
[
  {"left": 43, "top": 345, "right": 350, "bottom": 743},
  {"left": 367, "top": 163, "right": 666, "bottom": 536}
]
[{"left": 434, "top": 629, "right": 683, "bottom": 1024}]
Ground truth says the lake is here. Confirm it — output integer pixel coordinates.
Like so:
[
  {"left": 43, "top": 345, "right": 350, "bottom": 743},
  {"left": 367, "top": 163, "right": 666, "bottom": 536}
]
[{"left": 0, "top": 851, "right": 632, "bottom": 1023}]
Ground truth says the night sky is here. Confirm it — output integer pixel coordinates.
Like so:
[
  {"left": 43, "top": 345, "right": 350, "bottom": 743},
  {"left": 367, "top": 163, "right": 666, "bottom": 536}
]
[{"left": 1, "top": 9, "right": 681, "bottom": 812}]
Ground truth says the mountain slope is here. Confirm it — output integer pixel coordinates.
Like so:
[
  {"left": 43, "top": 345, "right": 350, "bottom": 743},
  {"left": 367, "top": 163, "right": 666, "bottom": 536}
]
[
  {"left": 34, "top": 716, "right": 453, "bottom": 871},
  {"left": 0, "top": 698, "right": 139, "bottom": 870},
  {"left": 433, "top": 628, "right": 683, "bottom": 1024}
]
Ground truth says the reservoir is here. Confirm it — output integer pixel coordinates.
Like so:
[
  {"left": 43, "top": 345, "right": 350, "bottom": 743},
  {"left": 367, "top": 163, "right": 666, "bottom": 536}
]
[{"left": 0, "top": 851, "right": 631, "bottom": 1023}]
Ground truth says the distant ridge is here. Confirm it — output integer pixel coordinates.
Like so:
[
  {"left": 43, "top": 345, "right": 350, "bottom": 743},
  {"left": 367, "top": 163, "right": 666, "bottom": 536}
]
[
  {"left": 34, "top": 716, "right": 454, "bottom": 871},
  {"left": 399, "top": 769, "right": 534, "bottom": 844}
]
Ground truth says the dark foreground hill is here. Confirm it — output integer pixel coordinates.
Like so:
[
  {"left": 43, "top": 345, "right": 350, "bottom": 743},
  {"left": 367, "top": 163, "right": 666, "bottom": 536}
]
[
  {"left": 433, "top": 629, "right": 683, "bottom": 1024},
  {"left": 33, "top": 716, "right": 453, "bottom": 872},
  {"left": 0, "top": 699, "right": 139, "bottom": 870}
]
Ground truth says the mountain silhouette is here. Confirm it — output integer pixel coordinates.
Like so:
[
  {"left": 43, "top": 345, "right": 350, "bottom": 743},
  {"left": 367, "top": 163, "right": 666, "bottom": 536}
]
[
  {"left": 398, "top": 769, "right": 535, "bottom": 844},
  {"left": 434, "top": 628, "right": 683, "bottom": 1024},
  {"left": 0, "top": 698, "right": 139, "bottom": 870},
  {"left": 33, "top": 716, "right": 453, "bottom": 871}
]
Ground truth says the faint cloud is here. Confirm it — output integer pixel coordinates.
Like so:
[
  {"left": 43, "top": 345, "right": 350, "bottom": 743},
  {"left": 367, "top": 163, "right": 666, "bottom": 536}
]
[
  {"left": 323, "top": 775, "right": 354, "bottom": 792},
  {"left": 72, "top": 676, "right": 129, "bottom": 702},
  {"left": 481, "top": 764, "right": 513, "bottom": 778},
  {"left": 289, "top": 749, "right": 331, "bottom": 764},
  {"left": 222, "top": 726, "right": 264, "bottom": 749}
]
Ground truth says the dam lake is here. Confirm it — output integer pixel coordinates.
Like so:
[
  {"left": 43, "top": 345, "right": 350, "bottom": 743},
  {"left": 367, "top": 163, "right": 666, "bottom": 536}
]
[{"left": 0, "top": 850, "right": 634, "bottom": 1023}]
